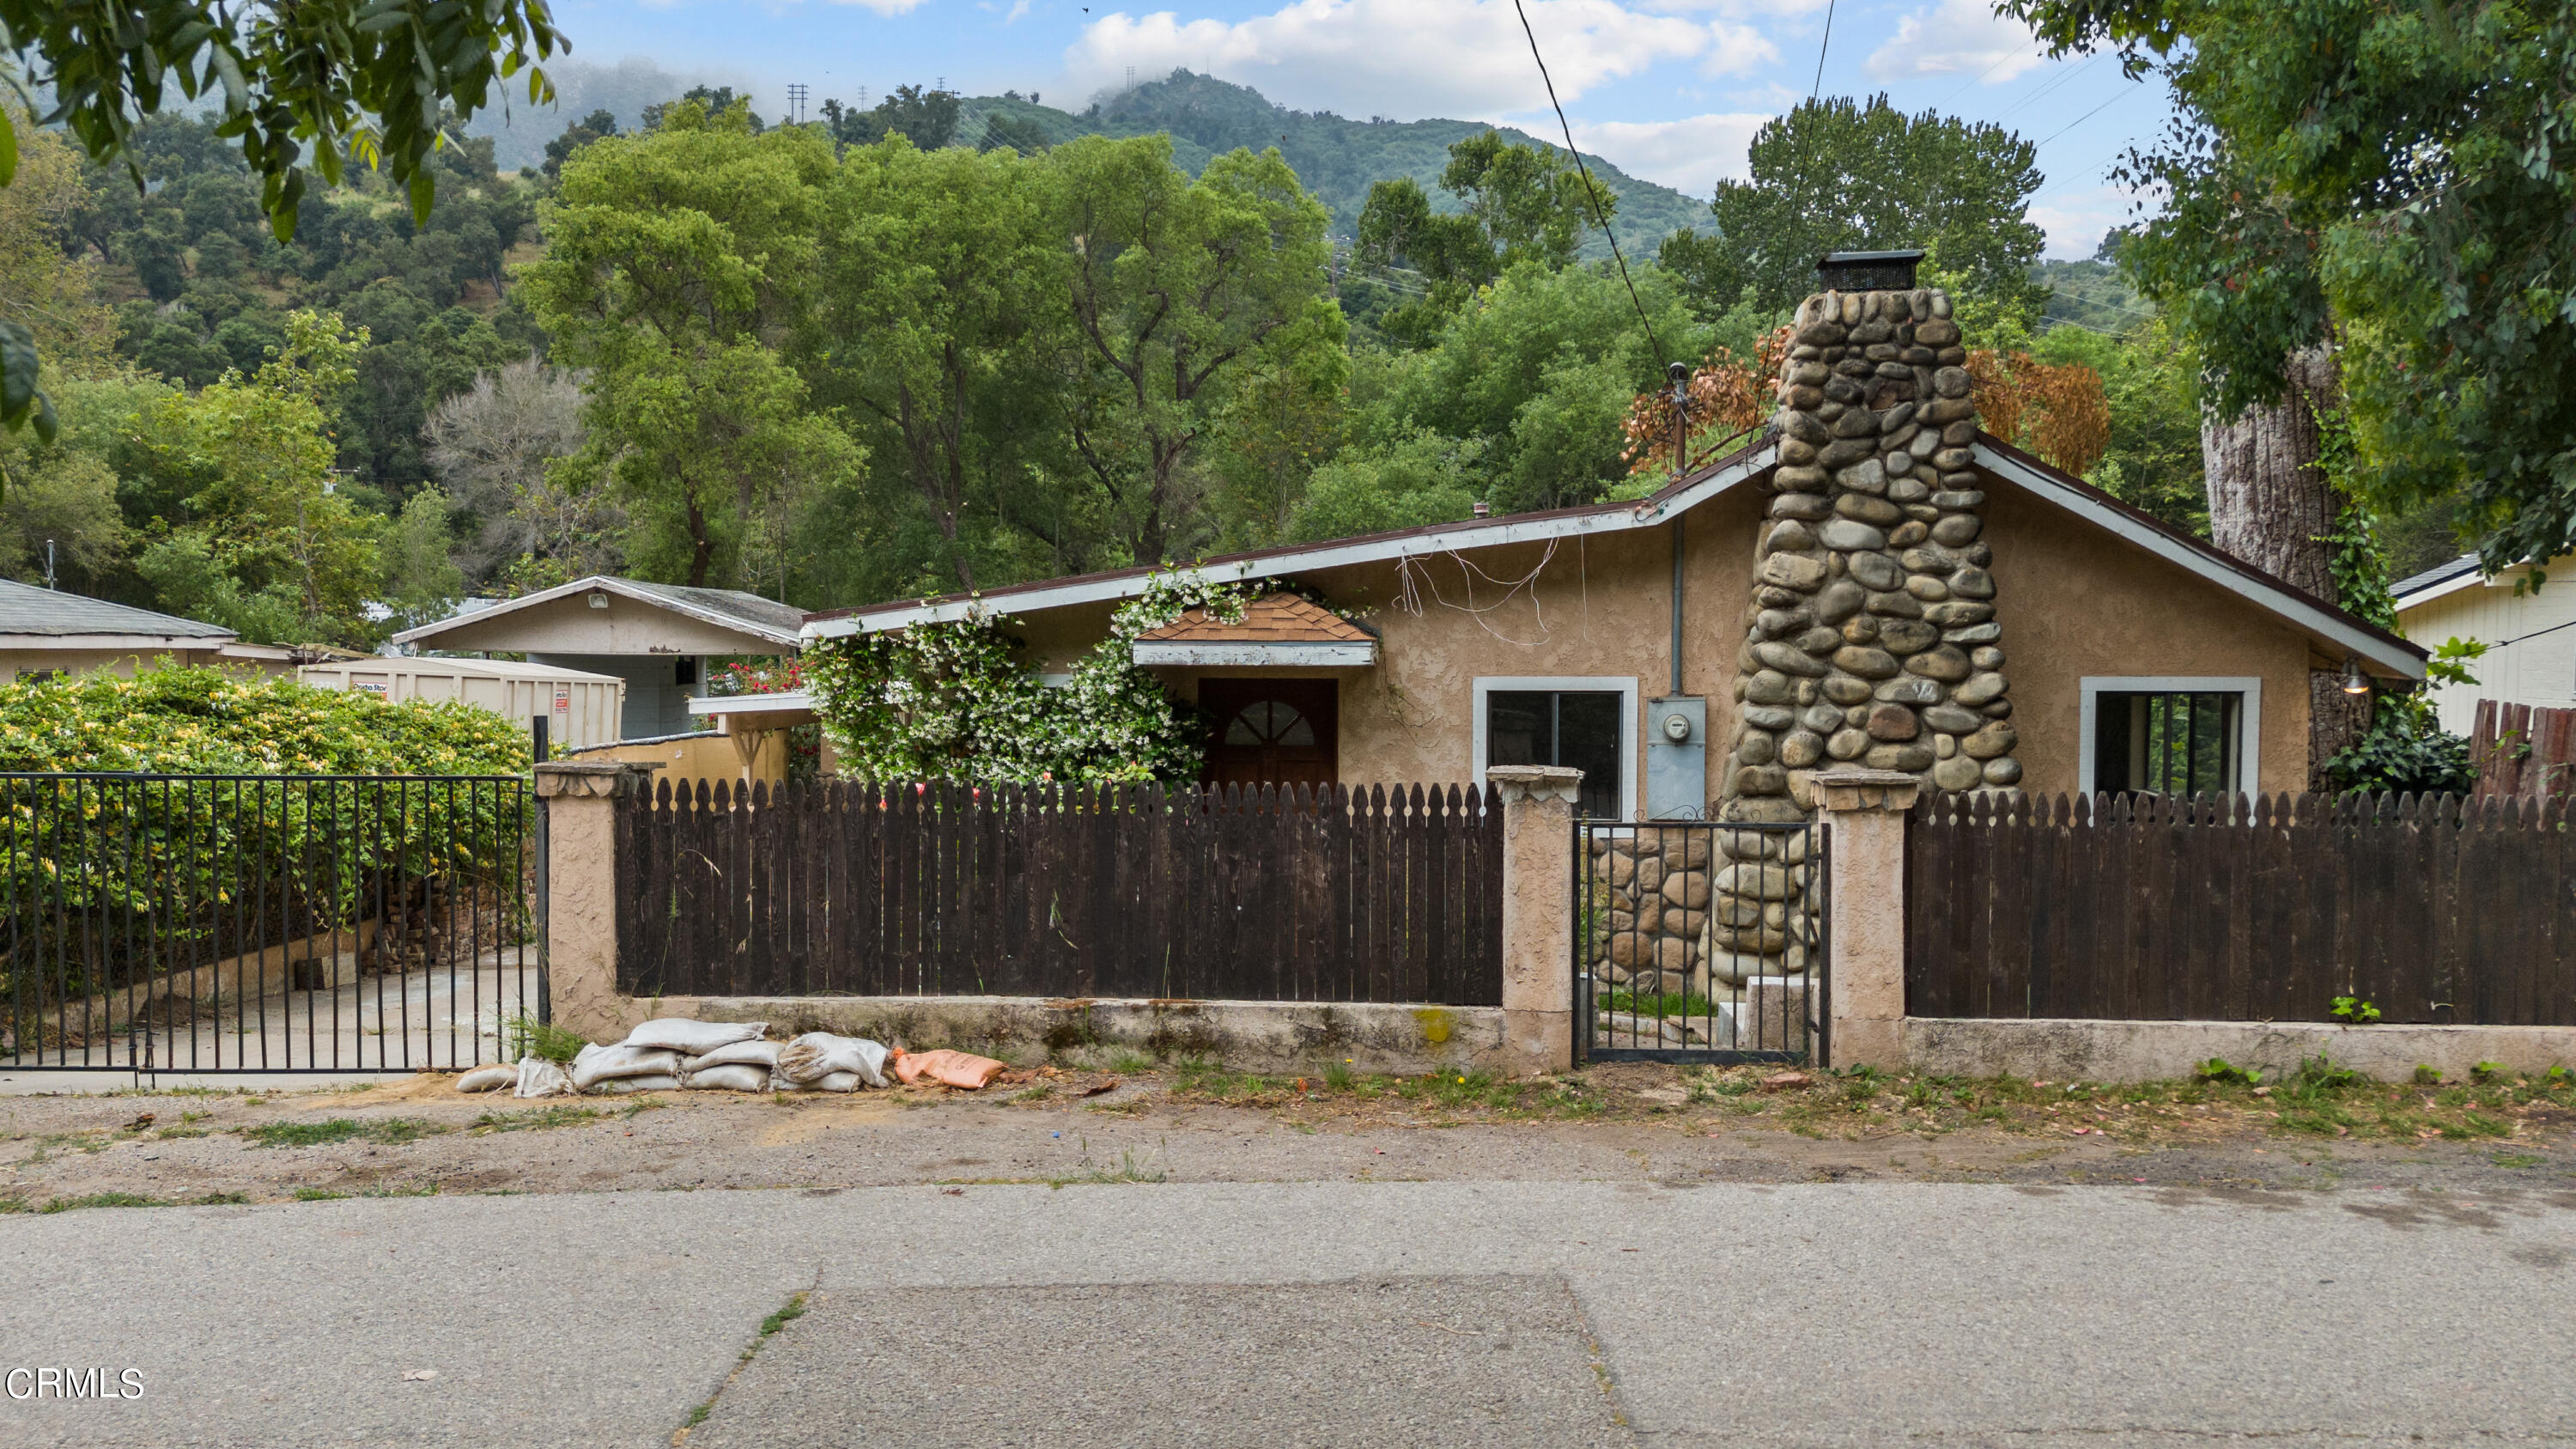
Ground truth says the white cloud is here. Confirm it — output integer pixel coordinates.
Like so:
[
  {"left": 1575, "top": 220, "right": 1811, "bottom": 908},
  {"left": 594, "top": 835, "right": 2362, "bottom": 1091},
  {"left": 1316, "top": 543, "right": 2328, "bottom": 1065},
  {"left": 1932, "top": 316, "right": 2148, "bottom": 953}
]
[
  {"left": 826, "top": 0, "right": 930, "bottom": 11},
  {"left": 1062, "top": 0, "right": 1710, "bottom": 120},
  {"left": 1571, "top": 112, "right": 1770, "bottom": 197},
  {"left": 1698, "top": 20, "right": 1777, "bottom": 77},
  {"left": 1863, "top": 0, "right": 2044, "bottom": 83}
]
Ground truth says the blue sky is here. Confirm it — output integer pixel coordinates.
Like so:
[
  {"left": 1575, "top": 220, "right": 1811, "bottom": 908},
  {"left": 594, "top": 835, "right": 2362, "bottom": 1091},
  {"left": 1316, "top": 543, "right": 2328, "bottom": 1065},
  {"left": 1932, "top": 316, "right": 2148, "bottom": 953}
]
[{"left": 532, "top": 0, "right": 2169, "bottom": 258}]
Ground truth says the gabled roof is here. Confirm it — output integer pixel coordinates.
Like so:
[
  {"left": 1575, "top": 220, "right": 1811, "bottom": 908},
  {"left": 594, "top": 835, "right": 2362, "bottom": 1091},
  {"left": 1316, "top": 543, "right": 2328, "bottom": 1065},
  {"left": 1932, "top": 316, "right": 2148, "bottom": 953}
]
[
  {"left": 0, "top": 578, "right": 234, "bottom": 643},
  {"left": 2391, "top": 552, "right": 2493, "bottom": 609},
  {"left": 802, "top": 433, "right": 2427, "bottom": 681},
  {"left": 392, "top": 575, "right": 808, "bottom": 649},
  {"left": 1137, "top": 593, "right": 1376, "bottom": 644}
]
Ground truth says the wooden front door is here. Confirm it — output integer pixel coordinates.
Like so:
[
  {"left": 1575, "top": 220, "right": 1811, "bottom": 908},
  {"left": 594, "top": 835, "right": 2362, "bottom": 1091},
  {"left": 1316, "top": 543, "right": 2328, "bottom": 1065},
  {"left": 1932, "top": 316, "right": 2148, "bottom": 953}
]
[{"left": 1200, "top": 679, "right": 1339, "bottom": 789}]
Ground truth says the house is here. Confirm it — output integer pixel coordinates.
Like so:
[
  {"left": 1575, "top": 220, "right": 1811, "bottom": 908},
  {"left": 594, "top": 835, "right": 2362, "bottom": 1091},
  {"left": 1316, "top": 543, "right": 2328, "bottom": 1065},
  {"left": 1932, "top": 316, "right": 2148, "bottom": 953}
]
[
  {"left": 0, "top": 578, "right": 295, "bottom": 681},
  {"left": 2392, "top": 552, "right": 2573, "bottom": 734},
  {"left": 803, "top": 255, "right": 2425, "bottom": 824},
  {"left": 387, "top": 575, "right": 806, "bottom": 740}
]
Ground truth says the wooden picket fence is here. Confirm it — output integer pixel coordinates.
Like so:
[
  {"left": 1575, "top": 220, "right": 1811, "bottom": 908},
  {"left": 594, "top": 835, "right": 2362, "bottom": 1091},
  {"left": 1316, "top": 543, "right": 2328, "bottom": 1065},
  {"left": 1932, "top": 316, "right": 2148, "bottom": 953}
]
[
  {"left": 1907, "top": 791, "right": 2576, "bottom": 1026},
  {"left": 2470, "top": 699, "right": 2576, "bottom": 801},
  {"left": 614, "top": 778, "right": 1503, "bottom": 1005}
]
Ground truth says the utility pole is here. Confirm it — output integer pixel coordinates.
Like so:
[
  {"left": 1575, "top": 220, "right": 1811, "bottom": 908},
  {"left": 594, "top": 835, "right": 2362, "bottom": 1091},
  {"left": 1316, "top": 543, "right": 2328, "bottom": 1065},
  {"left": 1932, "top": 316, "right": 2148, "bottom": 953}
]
[{"left": 785, "top": 82, "right": 808, "bottom": 125}]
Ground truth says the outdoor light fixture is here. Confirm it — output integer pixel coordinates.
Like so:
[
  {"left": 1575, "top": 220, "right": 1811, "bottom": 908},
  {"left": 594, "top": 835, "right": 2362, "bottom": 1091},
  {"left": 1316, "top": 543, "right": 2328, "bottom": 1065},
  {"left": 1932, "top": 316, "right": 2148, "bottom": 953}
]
[
  {"left": 587, "top": 591, "right": 611, "bottom": 610},
  {"left": 2342, "top": 655, "right": 2370, "bottom": 694}
]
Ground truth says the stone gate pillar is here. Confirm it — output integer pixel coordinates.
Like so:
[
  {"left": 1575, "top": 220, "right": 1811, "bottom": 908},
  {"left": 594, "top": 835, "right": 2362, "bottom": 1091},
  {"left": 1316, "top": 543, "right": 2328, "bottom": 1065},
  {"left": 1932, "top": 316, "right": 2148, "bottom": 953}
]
[
  {"left": 1491, "top": 764, "right": 1582, "bottom": 1075},
  {"left": 534, "top": 761, "right": 655, "bottom": 1044}
]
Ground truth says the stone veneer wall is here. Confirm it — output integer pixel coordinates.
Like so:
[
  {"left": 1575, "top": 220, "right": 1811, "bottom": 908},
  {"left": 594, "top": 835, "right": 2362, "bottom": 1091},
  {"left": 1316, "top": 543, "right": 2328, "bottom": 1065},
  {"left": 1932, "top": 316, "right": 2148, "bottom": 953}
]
[{"left": 1590, "top": 284, "right": 2027, "bottom": 1003}]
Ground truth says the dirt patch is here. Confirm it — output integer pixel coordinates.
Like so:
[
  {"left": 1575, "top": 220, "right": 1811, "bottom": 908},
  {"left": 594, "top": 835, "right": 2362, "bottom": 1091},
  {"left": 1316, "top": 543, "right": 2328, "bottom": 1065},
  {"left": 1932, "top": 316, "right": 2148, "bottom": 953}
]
[{"left": 2, "top": 1060, "right": 2572, "bottom": 1213}]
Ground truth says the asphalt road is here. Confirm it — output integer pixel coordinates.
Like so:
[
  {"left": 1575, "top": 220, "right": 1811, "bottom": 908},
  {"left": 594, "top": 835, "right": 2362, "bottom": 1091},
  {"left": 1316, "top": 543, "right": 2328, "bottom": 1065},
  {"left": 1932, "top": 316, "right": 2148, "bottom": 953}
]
[{"left": 3, "top": 1181, "right": 2571, "bottom": 1448}]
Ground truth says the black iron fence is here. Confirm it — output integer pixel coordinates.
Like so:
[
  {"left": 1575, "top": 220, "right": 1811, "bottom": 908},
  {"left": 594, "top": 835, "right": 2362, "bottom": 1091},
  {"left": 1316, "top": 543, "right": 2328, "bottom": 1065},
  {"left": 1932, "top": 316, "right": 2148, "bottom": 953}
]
[
  {"left": 0, "top": 774, "right": 537, "bottom": 1074},
  {"left": 1577, "top": 818, "right": 1828, "bottom": 1063}
]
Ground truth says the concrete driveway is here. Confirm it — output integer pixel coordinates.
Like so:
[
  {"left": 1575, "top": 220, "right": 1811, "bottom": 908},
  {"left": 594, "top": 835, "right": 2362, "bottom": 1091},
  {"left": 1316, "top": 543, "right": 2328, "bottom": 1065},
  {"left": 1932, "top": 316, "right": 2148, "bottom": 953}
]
[{"left": 3, "top": 1179, "right": 2570, "bottom": 1448}]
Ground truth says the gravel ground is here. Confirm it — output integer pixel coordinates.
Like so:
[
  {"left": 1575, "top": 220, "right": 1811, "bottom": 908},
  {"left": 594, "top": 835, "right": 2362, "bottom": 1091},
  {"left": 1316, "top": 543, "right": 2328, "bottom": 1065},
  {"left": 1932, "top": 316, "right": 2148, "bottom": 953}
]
[{"left": 5, "top": 1060, "right": 2572, "bottom": 1211}]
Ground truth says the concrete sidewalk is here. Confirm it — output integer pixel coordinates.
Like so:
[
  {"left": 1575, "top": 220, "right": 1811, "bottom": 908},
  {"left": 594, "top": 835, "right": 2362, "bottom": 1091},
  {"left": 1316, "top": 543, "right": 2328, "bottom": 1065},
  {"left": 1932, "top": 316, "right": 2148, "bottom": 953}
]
[{"left": 3, "top": 1181, "right": 2570, "bottom": 1448}]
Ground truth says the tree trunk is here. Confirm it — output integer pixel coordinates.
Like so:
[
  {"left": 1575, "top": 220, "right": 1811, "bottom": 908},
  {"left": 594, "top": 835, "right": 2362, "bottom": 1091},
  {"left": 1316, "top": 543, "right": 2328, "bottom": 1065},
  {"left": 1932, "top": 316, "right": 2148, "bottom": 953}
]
[{"left": 2199, "top": 346, "right": 2362, "bottom": 788}]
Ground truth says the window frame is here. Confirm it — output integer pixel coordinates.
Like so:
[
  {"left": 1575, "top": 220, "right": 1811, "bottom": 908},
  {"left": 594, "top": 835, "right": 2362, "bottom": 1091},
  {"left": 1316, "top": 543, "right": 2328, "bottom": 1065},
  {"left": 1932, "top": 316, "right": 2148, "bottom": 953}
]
[
  {"left": 1471, "top": 675, "right": 1638, "bottom": 820},
  {"left": 2078, "top": 675, "right": 2264, "bottom": 796}
]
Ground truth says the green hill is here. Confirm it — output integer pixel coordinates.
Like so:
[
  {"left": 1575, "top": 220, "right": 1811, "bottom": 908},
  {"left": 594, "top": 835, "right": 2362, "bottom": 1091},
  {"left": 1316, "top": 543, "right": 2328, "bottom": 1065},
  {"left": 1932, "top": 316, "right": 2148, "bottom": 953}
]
[{"left": 960, "top": 71, "right": 1709, "bottom": 257}]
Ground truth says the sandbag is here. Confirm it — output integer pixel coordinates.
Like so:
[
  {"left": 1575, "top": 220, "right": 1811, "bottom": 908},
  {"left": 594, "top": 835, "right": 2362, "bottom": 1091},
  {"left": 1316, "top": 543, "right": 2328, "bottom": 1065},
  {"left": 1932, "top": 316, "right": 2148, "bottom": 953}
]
[
  {"left": 589, "top": 1075, "right": 679, "bottom": 1094},
  {"left": 456, "top": 1064, "right": 518, "bottom": 1093},
  {"left": 513, "top": 1056, "right": 576, "bottom": 1099},
  {"left": 775, "top": 1032, "right": 890, "bottom": 1089},
  {"left": 570, "top": 1041, "right": 684, "bottom": 1090},
  {"left": 769, "top": 1069, "right": 862, "bottom": 1093},
  {"left": 621, "top": 1019, "right": 768, "bottom": 1056},
  {"left": 890, "top": 1048, "right": 1006, "bottom": 1090},
  {"left": 682, "top": 1063, "right": 772, "bottom": 1093},
  {"left": 682, "top": 1039, "right": 782, "bottom": 1074}
]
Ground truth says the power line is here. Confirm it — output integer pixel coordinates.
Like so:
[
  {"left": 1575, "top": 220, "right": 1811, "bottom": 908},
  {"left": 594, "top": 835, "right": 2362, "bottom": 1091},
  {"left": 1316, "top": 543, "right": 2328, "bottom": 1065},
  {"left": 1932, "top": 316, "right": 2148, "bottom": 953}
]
[
  {"left": 1811, "top": 0, "right": 1837, "bottom": 99},
  {"left": 2035, "top": 86, "right": 2140, "bottom": 149},
  {"left": 1508, "top": 0, "right": 1665, "bottom": 367}
]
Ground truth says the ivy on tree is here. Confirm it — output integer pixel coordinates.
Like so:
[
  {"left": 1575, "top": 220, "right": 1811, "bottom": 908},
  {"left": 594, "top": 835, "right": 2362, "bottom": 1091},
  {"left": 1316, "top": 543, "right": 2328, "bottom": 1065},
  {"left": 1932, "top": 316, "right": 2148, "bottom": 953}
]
[{"left": 2003, "top": 0, "right": 2576, "bottom": 577}]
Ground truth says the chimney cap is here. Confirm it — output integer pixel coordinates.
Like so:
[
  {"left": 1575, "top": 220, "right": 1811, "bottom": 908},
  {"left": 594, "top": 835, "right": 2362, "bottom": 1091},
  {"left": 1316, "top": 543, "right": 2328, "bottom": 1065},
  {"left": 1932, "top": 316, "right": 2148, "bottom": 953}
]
[{"left": 1815, "top": 249, "right": 1926, "bottom": 291}]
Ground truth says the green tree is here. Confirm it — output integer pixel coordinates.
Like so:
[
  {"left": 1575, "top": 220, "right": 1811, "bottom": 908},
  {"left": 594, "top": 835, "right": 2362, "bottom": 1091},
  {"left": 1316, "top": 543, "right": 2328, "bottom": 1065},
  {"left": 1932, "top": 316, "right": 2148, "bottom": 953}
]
[
  {"left": 812, "top": 138, "right": 1062, "bottom": 594},
  {"left": 1353, "top": 130, "right": 1613, "bottom": 345},
  {"left": 0, "top": 0, "right": 564, "bottom": 442},
  {"left": 125, "top": 310, "right": 383, "bottom": 643},
  {"left": 1051, "top": 135, "right": 1344, "bottom": 563},
  {"left": 523, "top": 99, "right": 860, "bottom": 593},
  {"left": 2005, "top": 0, "right": 2576, "bottom": 578},
  {"left": 544, "top": 108, "right": 620, "bottom": 179},
  {"left": 1662, "top": 95, "right": 2046, "bottom": 319}
]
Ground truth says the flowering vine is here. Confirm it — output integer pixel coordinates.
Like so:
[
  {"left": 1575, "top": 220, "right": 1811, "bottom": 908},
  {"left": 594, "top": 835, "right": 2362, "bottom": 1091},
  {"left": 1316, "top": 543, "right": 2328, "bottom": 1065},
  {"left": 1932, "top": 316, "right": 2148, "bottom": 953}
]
[{"left": 804, "top": 569, "right": 1254, "bottom": 784}]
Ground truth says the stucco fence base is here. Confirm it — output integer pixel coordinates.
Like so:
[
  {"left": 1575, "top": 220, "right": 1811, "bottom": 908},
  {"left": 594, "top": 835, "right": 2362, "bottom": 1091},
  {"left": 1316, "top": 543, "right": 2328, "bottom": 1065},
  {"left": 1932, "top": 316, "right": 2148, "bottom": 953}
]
[
  {"left": 580, "top": 995, "right": 1506, "bottom": 1076},
  {"left": 1905, "top": 1018, "right": 2576, "bottom": 1083}
]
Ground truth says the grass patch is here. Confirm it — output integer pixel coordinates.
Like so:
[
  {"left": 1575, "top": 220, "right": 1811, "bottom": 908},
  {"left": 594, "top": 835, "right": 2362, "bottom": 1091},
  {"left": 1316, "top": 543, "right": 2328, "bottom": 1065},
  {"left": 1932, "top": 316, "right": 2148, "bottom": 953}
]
[
  {"left": 39, "top": 1190, "right": 246, "bottom": 1213},
  {"left": 2493, "top": 1153, "right": 2547, "bottom": 1169},
  {"left": 1007, "top": 1085, "right": 1054, "bottom": 1105},
  {"left": 1107, "top": 1049, "right": 1155, "bottom": 1074},
  {"left": 468, "top": 1105, "right": 604, "bottom": 1135},
  {"left": 1598, "top": 989, "right": 1720, "bottom": 1018},
  {"left": 293, "top": 1187, "right": 350, "bottom": 1201},
  {"left": 240, "top": 1117, "right": 450, "bottom": 1149}
]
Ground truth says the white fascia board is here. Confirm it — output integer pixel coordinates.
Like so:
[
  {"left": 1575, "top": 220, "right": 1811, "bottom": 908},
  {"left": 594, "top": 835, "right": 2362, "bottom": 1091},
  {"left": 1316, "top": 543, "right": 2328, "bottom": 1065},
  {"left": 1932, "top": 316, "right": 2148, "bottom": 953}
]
[
  {"left": 1971, "top": 443, "right": 2427, "bottom": 681},
  {"left": 2393, "top": 565, "right": 2518, "bottom": 612},
  {"left": 0, "top": 632, "right": 230, "bottom": 650},
  {"left": 686, "top": 691, "right": 817, "bottom": 715},
  {"left": 805, "top": 442, "right": 1779, "bottom": 642},
  {"left": 1128, "top": 642, "right": 1378, "bottom": 667}
]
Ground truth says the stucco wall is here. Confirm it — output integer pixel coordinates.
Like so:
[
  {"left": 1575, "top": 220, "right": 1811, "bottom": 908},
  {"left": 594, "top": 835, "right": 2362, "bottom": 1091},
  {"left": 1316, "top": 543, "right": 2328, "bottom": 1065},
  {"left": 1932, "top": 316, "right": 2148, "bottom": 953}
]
[
  {"left": 1977, "top": 475, "right": 2317, "bottom": 797},
  {"left": 3, "top": 646, "right": 257, "bottom": 680},
  {"left": 958, "top": 466, "right": 2324, "bottom": 811}
]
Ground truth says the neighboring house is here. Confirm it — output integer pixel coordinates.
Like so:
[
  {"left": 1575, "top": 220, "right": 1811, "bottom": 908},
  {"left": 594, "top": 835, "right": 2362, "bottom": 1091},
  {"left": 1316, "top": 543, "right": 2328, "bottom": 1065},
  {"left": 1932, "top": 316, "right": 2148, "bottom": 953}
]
[
  {"left": 388, "top": 575, "right": 805, "bottom": 740},
  {"left": 806, "top": 447, "right": 2423, "bottom": 819},
  {"left": 2392, "top": 553, "right": 2576, "bottom": 735},
  {"left": 0, "top": 579, "right": 294, "bottom": 681}
]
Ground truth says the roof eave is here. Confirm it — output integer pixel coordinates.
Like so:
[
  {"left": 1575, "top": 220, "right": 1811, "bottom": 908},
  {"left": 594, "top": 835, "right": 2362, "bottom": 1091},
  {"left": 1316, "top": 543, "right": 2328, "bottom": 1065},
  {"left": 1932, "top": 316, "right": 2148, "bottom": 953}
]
[{"left": 392, "top": 575, "right": 804, "bottom": 648}]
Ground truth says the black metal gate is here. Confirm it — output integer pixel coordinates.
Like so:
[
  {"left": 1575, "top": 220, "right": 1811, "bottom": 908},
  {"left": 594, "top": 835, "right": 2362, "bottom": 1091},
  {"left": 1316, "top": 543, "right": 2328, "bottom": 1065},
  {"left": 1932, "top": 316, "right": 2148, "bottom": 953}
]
[
  {"left": 1575, "top": 817, "right": 1827, "bottom": 1064},
  {"left": 0, "top": 774, "right": 538, "bottom": 1077}
]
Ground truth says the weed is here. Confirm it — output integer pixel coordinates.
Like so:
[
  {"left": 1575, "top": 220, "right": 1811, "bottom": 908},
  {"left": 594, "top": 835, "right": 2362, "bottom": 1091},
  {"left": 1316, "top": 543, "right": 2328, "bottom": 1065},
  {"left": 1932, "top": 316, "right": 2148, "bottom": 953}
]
[
  {"left": 39, "top": 1191, "right": 176, "bottom": 1213},
  {"left": 2330, "top": 995, "right": 2383, "bottom": 1024},
  {"left": 1084, "top": 1147, "right": 1169, "bottom": 1184},
  {"left": 756, "top": 1292, "right": 811, "bottom": 1342},
  {"left": 1322, "top": 1060, "right": 1357, "bottom": 1092},
  {"left": 1599, "top": 989, "right": 1719, "bottom": 1018},
  {"left": 293, "top": 1187, "right": 349, "bottom": 1201},
  {"left": 2448, "top": 1112, "right": 2512, "bottom": 1139},
  {"left": 2286, "top": 1056, "right": 2366, "bottom": 1099},
  {"left": 1108, "top": 1050, "right": 1155, "bottom": 1074},
  {"left": 1008, "top": 1085, "right": 1054, "bottom": 1105},
  {"left": 503, "top": 1015, "right": 587, "bottom": 1066},
  {"left": 241, "top": 1117, "right": 449, "bottom": 1149},
  {"left": 2494, "top": 1153, "right": 2546, "bottom": 1169},
  {"left": 2472, "top": 1061, "right": 2507, "bottom": 1083},
  {"left": 242, "top": 1119, "right": 366, "bottom": 1148},
  {"left": 2413, "top": 1064, "right": 2444, "bottom": 1086},
  {"left": 2196, "top": 1058, "right": 2262, "bottom": 1087},
  {"left": 469, "top": 1106, "right": 603, "bottom": 1135},
  {"left": 620, "top": 1098, "right": 665, "bottom": 1118},
  {"left": 154, "top": 1127, "right": 210, "bottom": 1140}
]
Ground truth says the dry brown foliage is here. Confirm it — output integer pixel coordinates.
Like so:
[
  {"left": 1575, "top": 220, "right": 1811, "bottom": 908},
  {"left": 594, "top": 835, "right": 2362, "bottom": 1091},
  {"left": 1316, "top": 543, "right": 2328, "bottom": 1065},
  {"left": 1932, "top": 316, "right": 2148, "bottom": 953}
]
[
  {"left": 1620, "top": 326, "right": 1792, "bottom": 477},
  {"left": 1967, "top": 349, "right": 2111, "bottom": 478}
]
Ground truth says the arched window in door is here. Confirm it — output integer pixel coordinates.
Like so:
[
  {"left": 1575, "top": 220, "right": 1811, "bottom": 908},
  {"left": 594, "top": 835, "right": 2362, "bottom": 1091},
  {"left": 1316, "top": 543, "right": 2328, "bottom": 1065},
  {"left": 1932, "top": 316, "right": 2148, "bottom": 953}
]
[{"left": 1200, "top": 679, "right": 1338, "bottom": 788}]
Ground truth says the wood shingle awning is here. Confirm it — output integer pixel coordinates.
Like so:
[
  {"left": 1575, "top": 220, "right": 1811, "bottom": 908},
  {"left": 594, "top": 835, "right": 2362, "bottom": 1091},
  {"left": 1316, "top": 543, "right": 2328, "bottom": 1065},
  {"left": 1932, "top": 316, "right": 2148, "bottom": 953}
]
[{"left": 1129, "top": 593, "right": 1377, "bottom": 667}]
